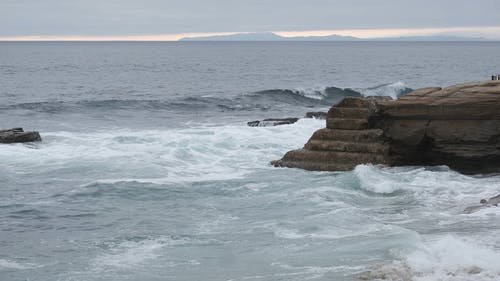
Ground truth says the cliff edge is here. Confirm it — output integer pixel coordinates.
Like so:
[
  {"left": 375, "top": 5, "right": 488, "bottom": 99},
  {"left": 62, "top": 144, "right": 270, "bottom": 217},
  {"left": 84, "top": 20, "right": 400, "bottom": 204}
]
[{"left": 272, "top": 81, "right": 500, "bottom": 174}]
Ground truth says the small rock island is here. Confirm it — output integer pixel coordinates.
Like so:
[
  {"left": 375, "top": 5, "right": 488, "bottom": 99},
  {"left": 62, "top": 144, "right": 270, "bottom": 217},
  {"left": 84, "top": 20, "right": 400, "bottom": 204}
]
[
  {"left": 272, "top": 81, "right": 500, "bottom": 174},
  {"left": 0, "top": 128, "right": 41, "bottom": 144}
]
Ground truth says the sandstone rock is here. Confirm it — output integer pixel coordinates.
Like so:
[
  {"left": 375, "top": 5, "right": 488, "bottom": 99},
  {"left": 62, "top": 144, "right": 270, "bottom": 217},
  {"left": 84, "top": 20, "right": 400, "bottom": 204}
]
[
  {"left": 272, "top": 96, "right": 391, "bottom": 171},
  {"left": 326, "top": 118, "right": 369, "bottom": 130},
  {"left": 377, "top": 81, "right": 500, "bottom": 174},
  {"left": 247, "top": 118, "right": 299, "bottom": 127},
  {"left": 272, "top": 81, "right": 500, "bottom": 174},
  {"left": 0, "top": 128, "right": 42, "bottom": 143}
]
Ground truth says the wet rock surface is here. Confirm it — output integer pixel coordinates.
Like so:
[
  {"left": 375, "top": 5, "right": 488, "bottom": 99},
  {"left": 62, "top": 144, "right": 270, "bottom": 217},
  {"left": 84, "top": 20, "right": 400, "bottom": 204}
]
[
  {"left": 272, "top": 81, "right": 500, "bottom": 174},
  {"left": 247, "top": 118, "right": 299, "bottom": 127},
  {"left": 272, "top": 97, "right": 392, "bottom": 171},
  {"left": 305, "top": 111, "right": 327, "bottom": 119},
  {"left": 0, "top": 128, "right": 42, "bottom": 143}
]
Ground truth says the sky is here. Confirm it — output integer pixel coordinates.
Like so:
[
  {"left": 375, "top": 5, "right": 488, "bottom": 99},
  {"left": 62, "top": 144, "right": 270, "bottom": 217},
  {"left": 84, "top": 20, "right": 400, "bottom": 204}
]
[{"left": 1, "top": 0, "right": 499, "bottom": 40}]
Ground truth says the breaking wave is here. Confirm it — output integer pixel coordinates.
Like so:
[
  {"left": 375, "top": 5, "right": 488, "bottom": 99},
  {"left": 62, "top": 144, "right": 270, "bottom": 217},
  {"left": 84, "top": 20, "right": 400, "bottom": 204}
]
[
  {"left": 361, "top": 236, "right": 500, "bottom": 281},
  {"left": 358, "top": 81, "right": 413, "bottom": 100},
  {"left": 2, "top": 82, "right": 413, "bottom": 114}
]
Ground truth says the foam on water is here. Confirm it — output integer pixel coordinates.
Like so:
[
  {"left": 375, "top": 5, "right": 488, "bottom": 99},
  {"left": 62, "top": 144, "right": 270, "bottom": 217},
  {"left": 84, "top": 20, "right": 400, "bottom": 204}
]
[
  {"left": 0, "top": 259, "right": 34, "bottom": 270},
  {"left": 364, "top": 236, "right": 500, "bottom": 281},
  {"left": 91, "top": 236, "right": 198, "bottom": 271},
  {"left": 406, "top": 236, "right": 500, "bottom": 281},
  {"left": 354, "top": 165, "right": 407, "bottom": 194},
  {"left": 359, "top": 82, "right": 412, "bottom": 99},
  {"left": 3, "top": 41, "right": 500, "bottom": 281},
  {"left": 0, "top": 118, "right": 325, "bottom": 186},
  {"left": 93, "top": 239, "right": 166, "bottom": 269},
  {"left": 291, "top": 86, "right": 331, "bottom": 100},
  {"left": 351, "top": 165, "right": 500, "bottom": 280}
]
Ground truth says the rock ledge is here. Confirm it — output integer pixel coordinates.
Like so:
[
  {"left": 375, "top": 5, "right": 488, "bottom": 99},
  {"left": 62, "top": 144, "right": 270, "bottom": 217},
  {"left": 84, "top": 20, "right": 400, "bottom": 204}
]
[{"left": 272, "top": 81, "right": 500, "bottom": 174}]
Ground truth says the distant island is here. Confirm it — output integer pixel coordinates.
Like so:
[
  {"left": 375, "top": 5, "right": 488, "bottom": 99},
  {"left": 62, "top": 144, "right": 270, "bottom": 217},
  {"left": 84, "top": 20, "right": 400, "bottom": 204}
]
[{"left": 179, "top": 32, "right": 491, "bottom": 42}]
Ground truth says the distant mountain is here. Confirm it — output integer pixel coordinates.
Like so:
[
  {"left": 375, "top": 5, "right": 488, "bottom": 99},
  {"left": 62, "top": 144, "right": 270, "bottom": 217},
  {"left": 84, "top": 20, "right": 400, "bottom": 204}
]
[
  {"left": 180, "top": 32, "right": 284, "bottom": 41},
  {"left": 179, "top": 32, "right": 492, "bottom": 42},
  {"left": 373, "top": 35, "right": 489, "bottom": 41},
  {"left": 283, "top": 34, "right": 359, "bottom": 41},
  {"left": 179, "top": 32, "right": 359, "bottom": 41}
]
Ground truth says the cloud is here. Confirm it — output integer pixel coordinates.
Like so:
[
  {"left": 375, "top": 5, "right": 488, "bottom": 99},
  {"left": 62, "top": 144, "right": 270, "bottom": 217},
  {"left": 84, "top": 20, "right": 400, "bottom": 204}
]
[{"left": 1, "top": 0, "right": 499, "bottom": 37}]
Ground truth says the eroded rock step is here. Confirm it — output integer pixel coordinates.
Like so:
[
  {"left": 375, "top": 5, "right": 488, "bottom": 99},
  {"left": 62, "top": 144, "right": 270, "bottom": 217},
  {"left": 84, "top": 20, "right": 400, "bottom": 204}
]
[
  {"left": 304, "top": 140, "right": 389, "bottom": 154},
  {"left": 326, "top": 118, "right": 369, "bottom": 130},
  {"left": 328, "top": 107, "right": 372, "bottom": 119},
  {"left": 336, "top": 97, "right": 377, "bottom": 108},
  {"left": 271, "top": 159, "right": 356, "bottom": 171},
  {"left": 309, "top": 128, "right": 385, "bottom": 142},
  {"left": 278, "top": 149, "right": 389, "bottom": 164}
]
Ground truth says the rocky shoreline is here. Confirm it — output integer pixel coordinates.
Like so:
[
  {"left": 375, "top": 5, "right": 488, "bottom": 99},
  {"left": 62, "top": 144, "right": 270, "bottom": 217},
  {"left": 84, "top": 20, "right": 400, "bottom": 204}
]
[{"left": 272, "top": 80, "right": 500, "bottom": 174}]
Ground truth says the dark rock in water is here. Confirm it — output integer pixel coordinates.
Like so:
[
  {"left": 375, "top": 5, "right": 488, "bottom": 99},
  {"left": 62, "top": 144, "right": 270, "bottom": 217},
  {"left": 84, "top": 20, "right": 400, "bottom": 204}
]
[
  {"left": 272, "top": 81, "right": 500, "bottom": 174},
  {"left": 305, "top": 111, "right": 327, "bottom": 119},
  {"left": 247, "top": 118, "right": 299, "bottom": 127},
  {"left": 0, "top": 128, "right": 42, "bottom": 143},
  {"left": 487, "top": 194, "right": 500, "bottom": 206},
  {"left": 463, "top": 193, "right": 500, "bottom": 214},
  {"left": 463, "top": 204, "right": 488, "bottom": 214}
]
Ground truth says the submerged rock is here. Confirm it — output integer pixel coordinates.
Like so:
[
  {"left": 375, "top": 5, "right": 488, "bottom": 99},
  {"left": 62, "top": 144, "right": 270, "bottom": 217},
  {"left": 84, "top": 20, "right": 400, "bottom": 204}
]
[
  {"left": 247, "top": 118, "right": 299, "bottom": 127},
  {"left": 0, "top": 128, "right": 41, "bottom": 143},
  {"left": 272, "top": 81, "right": 500, "bottom": 174},
  {"left": 463, "top": 193, "right": 500, "bottom": 214},
  {"left": 305, "top": 111, "right": 327, "bottom": 119}
]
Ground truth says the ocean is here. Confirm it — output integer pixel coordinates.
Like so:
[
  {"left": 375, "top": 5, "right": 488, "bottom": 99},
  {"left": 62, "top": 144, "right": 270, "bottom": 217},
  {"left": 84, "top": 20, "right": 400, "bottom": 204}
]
[{"left": 1, "top": 41, "right": 500, "bottom": 281}]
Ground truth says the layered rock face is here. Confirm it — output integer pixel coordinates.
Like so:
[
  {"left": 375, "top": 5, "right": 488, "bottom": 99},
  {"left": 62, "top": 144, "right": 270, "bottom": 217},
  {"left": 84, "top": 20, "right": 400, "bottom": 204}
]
[
  {"left": 272, "top": 81, "right": 500, "bottom": 174},
  {"left": 271, "top": 97, "right": 392, "bottom": 171}
]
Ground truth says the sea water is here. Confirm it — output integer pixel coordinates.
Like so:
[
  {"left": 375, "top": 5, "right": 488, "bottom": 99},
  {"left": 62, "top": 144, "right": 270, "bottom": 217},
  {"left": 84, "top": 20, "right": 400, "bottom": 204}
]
[{"left": 1, "top": 41, "right": 500, "bottom": 281}]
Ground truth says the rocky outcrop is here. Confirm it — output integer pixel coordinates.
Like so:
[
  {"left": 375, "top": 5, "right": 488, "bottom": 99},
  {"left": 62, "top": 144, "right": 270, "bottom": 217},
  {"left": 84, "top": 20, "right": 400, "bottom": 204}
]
[
  {"left": 272, "top": 81, "right": 500, "bottom": 174},
  {"left": 305, "top": 111, "right": 327, "bottom": 119},
  {"left": 271, "top": 97, "right": 392, "bottom": 171},
  {"left": 247, "top": 118, "right": 299, "bottom": 127},
  {"left": 0, "top": 128, "right": 41, "bottom": 143}
]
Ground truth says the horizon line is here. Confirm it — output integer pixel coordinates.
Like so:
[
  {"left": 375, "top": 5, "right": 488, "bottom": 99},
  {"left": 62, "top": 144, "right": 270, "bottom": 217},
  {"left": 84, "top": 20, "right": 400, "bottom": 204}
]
[{"left": 1, "top": 26, "right": 500, "bottom": 41}]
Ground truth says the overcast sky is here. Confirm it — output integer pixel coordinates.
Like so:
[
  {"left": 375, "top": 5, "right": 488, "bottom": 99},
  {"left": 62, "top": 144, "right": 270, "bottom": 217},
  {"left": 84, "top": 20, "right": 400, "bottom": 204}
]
[{"left": 1, "top": 0, "right": 499, "bottom": 40}]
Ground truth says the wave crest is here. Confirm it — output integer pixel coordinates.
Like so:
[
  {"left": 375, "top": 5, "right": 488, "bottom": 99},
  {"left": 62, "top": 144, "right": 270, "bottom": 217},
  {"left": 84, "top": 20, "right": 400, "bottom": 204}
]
[{"left": 2, "top": 82, "right": 413, "bottom": 114}]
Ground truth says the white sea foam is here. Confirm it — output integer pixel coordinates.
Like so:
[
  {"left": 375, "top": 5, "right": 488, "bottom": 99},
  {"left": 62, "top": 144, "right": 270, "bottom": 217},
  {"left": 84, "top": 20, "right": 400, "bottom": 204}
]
[
  {"left": 359, "top": 81, "right": 409, "bottom": 99},
  {"left": 273, "top": 221, "right": 409, "bottom": 241},
  {"left": 0, "top": 118, "right": 324, "bottom": 186},
  {"left": 354, "top": 164, "right": 405, "bottom": 194},
  {"left": 354, "top": 164, "right": 500, "bottom": 199},
  {"left": 292, "top": 86, "right": 329, "bottom": 100},
  {"left": 92, "top": 238, "right": 169, "bottom": 270},
  {"left": 0, "top": 259, "right": 34, "bottom": 270},
  {"left": 364, "top": 236, "right": 500, "bottom": 281},
  {"left": 406, "top": 236, "right": 500, "bottom": 281}
]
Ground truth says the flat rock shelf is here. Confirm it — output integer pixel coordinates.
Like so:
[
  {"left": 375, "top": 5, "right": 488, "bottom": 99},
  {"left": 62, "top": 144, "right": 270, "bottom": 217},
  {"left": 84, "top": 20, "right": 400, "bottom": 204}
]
[{"left": 272, "top": 80, "right": 500, "bottom": 174}]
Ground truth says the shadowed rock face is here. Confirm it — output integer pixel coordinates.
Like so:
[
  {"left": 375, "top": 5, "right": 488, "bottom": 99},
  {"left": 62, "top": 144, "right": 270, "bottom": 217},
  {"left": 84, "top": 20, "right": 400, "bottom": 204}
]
[
  {"left": 272, "top": 81, "right": 500, "bottom": 174},
  {"left": 0, "top": 128, "right": 41, "bottom": 143}
]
